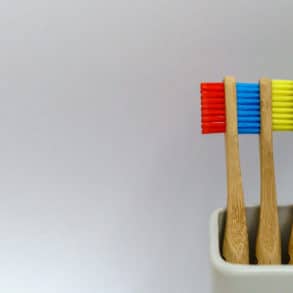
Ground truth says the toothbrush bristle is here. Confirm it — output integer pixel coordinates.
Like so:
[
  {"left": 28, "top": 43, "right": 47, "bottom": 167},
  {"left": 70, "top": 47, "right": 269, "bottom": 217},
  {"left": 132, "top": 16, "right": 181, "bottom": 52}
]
[
  {"left": 236, "top": 83, "right": 260, "bottom": 134},
  {"left": 272, "top": 80, "right": 293, "bottom": 131},
  {"left": 200, "top": 82, "right": 225, "bottom": 134}
]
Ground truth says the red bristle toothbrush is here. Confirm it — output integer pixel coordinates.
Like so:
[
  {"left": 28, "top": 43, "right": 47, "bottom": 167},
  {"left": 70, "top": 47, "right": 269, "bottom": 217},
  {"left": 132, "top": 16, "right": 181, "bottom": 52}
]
[{"left": 201, "top": 77, "right": 249, "bottom": 263}]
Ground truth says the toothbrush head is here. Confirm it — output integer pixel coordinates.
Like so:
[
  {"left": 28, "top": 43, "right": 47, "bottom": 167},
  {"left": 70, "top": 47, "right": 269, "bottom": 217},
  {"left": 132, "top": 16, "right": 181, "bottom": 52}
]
[
  {"left": 200, "top": 82, "right": 225, "bottom": 134},
  {"left": 272, "top": 80, "right": 293, "bottom": 131},
  {"left": 236, "top": 83, "right": 260, "bottom": 134}
]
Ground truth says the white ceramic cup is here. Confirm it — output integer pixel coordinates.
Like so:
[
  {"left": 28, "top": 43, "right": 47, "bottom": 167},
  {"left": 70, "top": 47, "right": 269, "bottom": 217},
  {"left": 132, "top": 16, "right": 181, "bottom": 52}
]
[{"left": 210, "top": 206, "right": 293, "bottom": 293}]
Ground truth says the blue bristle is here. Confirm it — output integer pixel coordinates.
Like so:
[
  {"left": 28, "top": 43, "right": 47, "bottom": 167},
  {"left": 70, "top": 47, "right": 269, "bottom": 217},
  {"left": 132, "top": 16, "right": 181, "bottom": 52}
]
[
  {"left": 236, "top": 83, "right": 259, "bottom": 87},
  {"left": 238, "top": 98, "right": 259, "bottom": 105},
  {"left": 237, "top": 93, "right": 260, "bottom": 99},
  {"left": 236, "top": 84, "right": 259, "bottom": 90},
  {"left": 238, "top": 122, "right": 260, "bottom": 128},
  {"left": 238, "top": 128, "right": 260, "bottom": 134},
  {"left": 238, "top": 110, "right": 259, "bottom": 117},
  {"left": 238, "top": 116, "right": 260, "bottom": 122},
  {"left": 238, "top": 104, "right": 260, "bottom": 110},
  {"left": 236, "top": 82, "right": 260, "bottom": 134}
]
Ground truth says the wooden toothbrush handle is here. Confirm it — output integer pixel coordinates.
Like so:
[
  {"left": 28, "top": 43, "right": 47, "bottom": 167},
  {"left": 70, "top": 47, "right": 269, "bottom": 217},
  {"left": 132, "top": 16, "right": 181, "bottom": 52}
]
[
  {"left": 256, "top": 78, "right": 281, "bottom": 264},
  {"left": 289, "top": 225, "right": 293, "bottom": 264},
  {"left": 222, "top": 76, "right": 249, "bottom": 264}
]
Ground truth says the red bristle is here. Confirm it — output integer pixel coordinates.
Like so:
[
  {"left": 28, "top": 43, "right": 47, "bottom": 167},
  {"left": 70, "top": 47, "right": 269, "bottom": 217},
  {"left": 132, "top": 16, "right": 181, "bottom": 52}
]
[
  {"left": 200, "top": 98, "right": 225, "bottom": 105},
  {"left": 202, "top": 128, "right": 225, "bottom": 134},
  {"left": 202, "top": 121, "right": 225, "bottom": 126},
  {"left": 202, "top": 103, "right": 224, "bottom": 109},
  {"left": 200, "top": 82, "right": 226, "bottom": 134},
  {"left": 202, "top": 126, "right": 226, "bottom": 134},
  {"left": 201, "top": 104, "right": 225, "bottom": 110},
  {"left": 201, "top": 86, "right": 224, "bottom": 91},
  {"left": 201, "top": 88, "right": 224, "bottom": 93},
  {"left": 201, "top": 83, "right": 224, "bottom": 91},
  {"left": 201, "top": 89, "right": 224, "bottom": 93},
  {"left": 201, "top": 109, "right": 225, "bottom": 115},
  {"left": 201, "top": 93, "right": 225, "bottom": 99},
  {"left": 201, "top": 116, "right": 225, "bottom": 122}
]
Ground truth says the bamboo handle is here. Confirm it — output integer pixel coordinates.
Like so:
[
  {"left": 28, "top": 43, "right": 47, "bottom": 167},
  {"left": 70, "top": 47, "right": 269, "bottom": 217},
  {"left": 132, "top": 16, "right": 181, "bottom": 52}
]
[
  {"left": 289, "top": 225, "right": 293, "bottom": 264},
  {"left": 222, "top": 76, "right": 249, "bottom": 264},
  {"left": 256, "top": 78, "right": 281, "bottom": 264}
]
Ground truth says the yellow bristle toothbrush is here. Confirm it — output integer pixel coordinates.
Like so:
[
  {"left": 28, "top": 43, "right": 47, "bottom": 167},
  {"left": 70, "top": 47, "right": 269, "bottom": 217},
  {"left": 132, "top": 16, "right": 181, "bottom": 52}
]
[
  {"left": 273, "top": 79, "right": 293, "bottom": 264},
  {"left": 256, "top": 78, "right": 281, "bottom": 264},
  {"left": 222, "top": 76, "right": 249, "bottom": 264}
]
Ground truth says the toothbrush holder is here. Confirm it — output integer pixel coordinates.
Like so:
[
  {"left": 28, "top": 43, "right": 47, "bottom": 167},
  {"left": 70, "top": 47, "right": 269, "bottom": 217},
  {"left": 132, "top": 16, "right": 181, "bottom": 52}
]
[{"left": 210, "top": 206, "right": 293, "bottom": 293}]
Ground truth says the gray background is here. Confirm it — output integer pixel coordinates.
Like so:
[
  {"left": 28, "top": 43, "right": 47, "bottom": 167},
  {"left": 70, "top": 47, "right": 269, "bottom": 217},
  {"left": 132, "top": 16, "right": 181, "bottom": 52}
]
[{"left": 1, "top": 0, "right": 293, "bottom": 292}]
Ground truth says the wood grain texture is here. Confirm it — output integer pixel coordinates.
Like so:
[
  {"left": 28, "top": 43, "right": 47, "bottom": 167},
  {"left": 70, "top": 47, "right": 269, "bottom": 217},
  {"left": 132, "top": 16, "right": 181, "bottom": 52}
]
[
  {"left": 289, "top": 225, "right": 293, "bottom": 264},
  {"left": 256, "top": 78, "right": 281, "bottom": 264},
  {"left": 222, "top": 76, "right": 249, "bottom": 264}
]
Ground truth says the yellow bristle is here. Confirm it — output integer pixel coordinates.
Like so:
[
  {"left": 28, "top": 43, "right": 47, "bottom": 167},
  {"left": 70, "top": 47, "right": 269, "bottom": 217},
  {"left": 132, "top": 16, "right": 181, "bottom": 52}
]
[
  {"left": 272, "top": 79, "right": 293, "bottom": 87},
  {"left": 272, "top": 101, "right": 293, "bottom": 108},
  {"left": 273, "top": 113, "right": 293, "bottom": 119},
  {"left": 272, "top": 119, "right": 293, "bottom": 125},
  {"left": 272, "top": 96, "right": 293, "bottom": 102},
  {"left": 272, "top": 90, "right": 293, "bottom": 96},
  {"left": 272, "top": 108, "right": 293, "bottom": 113},
  {"left": 273, "top": 125, "right": 293, "bottom": 131},
  {"left": 272, "top": 80, "right": 293, "bottom": 131}
]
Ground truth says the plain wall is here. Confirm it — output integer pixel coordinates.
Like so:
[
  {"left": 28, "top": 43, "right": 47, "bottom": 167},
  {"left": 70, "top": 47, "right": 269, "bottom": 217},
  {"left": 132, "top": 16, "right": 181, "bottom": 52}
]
[{"left": 1, "top": 0, "right": 293, "bottom": 292}]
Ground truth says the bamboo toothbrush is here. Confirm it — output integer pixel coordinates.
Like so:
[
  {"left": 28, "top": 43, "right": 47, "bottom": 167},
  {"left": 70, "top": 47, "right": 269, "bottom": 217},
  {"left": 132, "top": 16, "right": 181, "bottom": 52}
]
[
  {"left": 255, "top": 78, "right": 281, "bottom": 264},
  {"left": 222, "top": 76, "right": 249, "bottom": 263},
  {"left": 201, "top": 77, "right": 249, "bottom": 263},
  {"left": 271, "top": 79, "right": 293, "bottom": 263}
]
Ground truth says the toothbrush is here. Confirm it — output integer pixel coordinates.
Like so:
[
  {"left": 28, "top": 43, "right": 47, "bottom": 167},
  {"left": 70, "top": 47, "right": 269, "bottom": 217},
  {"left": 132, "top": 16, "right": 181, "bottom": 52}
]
[
  {"left": 271, "top": 79, "right": 293, "bottom": 263},
  {"left": 201, "top": 77, "right": 249, "bottom": 263},
  {"left": 222, "top": 76, "right": 249, "bottom": 264},
  {"left": 256, "top": 78, "right": 281, "bottom": 264}
]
